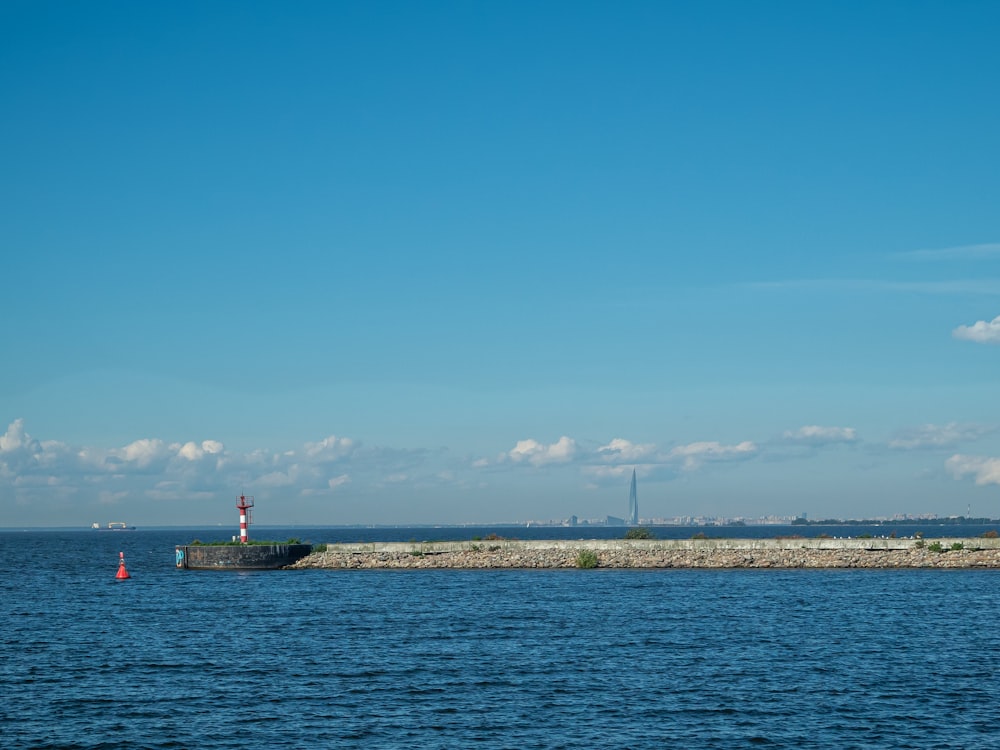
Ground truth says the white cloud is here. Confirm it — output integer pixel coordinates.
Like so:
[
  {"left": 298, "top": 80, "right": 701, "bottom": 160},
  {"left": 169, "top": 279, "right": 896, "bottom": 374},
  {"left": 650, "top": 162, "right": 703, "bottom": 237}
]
[
  {"left": 889, "top": 423, "right": 994, "bottom": 450},
  {"left": 667, "top": 441, "right": 757, "bottom": 470},
  {"left": 582, "top": 464, "right": 638, "bottom": 480},
  {"left": 202, "top": 440, "right": 224, "bottom": 454},
  {"left": 506, "top": 434, "right": 759, "bottom": 477},
  {"left": 0, "top": 420, "right": 54, "bottom": 479},
  {"left": 0, "top": 418, "right": 31, "bottom": 452},
  {"left": 953, "top": 315, "right": 1000, "bottom": 344},
  {"left": 946, "top": 454, "right": 1000, "bottom": 486},
  {"left": 328, "top": 474, "right": 350, "bottom": 489},
  {"left": 596, "top": 438, "right": 656, "bottom": 462},
  {"left": 177, "top": 440, "right": 225, "bottom": 461},
  {"left": 175, "top": 440, "right": 226, "bottom": 461},
  {"left": 116, "top": 438, "right": 169, "bottom": 468},
  {"left": 507, "top": 436, "right": 577, "bottom": 466},
  {"left": 0, "top": 421, "right": 388, "bottom": 517},
  {"left": 783, "top": 425, "right": 858, "bottom": 445},
  {"left": 176, "top": 442, "right": 200, "bottom": 461},
  {"left": 257, "top": 467, "right": 300, "bottom": 487},
  {"left": 304, "top": 435, "right": 355, "bottom": 460},
  {"left": 0, "top": 420, "right": 763, "bottom": 522},
  {"left": 0, "top": 417, "right": 477, "bottom": 526}
]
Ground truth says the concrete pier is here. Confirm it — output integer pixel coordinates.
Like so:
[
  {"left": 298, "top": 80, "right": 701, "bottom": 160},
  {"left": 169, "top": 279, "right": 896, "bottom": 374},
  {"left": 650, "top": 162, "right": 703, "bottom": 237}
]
[
  {"left": 175, "top": 543, "right": 314, "bottom": 570},
  {"left": 288, "top": 537, "right": 1000, "bottom": 569}
]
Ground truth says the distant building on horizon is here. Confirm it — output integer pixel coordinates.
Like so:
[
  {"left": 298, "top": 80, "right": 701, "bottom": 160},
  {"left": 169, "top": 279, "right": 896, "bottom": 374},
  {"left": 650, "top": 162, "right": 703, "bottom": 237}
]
[{"left": 627, "top": 469, "right": 638, "bottom": 525}]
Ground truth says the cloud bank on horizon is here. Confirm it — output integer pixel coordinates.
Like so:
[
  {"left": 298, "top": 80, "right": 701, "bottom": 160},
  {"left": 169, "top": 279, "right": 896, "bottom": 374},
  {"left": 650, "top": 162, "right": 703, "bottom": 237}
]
[{"left": 3, "top": 416, "right": 999, "bottom": 527}]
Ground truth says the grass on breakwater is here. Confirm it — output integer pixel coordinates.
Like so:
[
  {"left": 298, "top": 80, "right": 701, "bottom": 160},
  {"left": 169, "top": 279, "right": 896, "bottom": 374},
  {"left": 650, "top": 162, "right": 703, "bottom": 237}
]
[{"left": 189, "top": 537, "right": 305, "bottom": 546}]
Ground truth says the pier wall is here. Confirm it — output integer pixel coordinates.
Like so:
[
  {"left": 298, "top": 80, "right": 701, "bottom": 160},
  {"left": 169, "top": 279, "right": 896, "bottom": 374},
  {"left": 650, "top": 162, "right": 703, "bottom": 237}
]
[
  {"left": 300, "top": 537, "right": 1000, "bottom": 554},
  {"left": 175, "top": 543, "right": 313, "bottom": 570}
]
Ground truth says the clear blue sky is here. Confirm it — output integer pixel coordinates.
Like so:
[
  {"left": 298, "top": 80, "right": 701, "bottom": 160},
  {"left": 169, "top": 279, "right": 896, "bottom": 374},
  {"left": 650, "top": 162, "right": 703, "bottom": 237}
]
[{"left": 3, "top": 1, "right": 999, "bottom": 527}]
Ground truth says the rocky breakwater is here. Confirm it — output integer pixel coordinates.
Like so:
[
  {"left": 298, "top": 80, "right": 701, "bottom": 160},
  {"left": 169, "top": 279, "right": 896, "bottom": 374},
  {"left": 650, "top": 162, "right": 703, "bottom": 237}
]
[{"left": 287, "top": 537, "right": 1000, "bottom": 570}]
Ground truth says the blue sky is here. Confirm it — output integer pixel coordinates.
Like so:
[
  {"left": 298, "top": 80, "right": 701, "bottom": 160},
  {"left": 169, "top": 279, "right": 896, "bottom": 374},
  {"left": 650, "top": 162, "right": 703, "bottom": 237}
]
[{"left": 3, "top": 1, "right": 1000, "bottom": 527}]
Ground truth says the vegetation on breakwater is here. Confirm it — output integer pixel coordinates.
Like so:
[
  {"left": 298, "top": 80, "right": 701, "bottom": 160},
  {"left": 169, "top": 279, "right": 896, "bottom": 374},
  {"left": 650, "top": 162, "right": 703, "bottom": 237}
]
[
  {"left": 624, "top": 527, "right": 656, "bottom": 540},
  {"left": 189, "top": 537, "right": 304, "bottom": 546},
  {"left": 927, "top": 541, "right": 965, "bottom": 553}
]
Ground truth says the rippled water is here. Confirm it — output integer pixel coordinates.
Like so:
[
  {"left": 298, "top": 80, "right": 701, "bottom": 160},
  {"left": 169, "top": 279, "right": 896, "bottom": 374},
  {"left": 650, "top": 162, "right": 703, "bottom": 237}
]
[{"left": 3, "top": 530, "right": 1000, "bottom": 748}]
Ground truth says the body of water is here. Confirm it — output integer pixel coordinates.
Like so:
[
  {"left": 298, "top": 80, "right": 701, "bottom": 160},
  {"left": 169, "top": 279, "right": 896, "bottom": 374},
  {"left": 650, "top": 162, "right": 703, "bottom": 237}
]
[{"left": 3, "top": 529, "right": 999, "bottom": 748}]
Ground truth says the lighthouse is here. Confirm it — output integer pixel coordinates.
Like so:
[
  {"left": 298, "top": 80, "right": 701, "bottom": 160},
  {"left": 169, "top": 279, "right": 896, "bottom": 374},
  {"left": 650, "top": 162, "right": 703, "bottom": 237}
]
[{"left": 236, "top": 493, "right": 254, "bottom": 543}]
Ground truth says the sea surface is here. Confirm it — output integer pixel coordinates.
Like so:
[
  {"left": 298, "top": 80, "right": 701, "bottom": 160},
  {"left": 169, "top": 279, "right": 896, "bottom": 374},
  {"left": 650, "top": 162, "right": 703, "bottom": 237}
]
[{"left": 3, "top": 528, "right": 1000, "bottom": 749}]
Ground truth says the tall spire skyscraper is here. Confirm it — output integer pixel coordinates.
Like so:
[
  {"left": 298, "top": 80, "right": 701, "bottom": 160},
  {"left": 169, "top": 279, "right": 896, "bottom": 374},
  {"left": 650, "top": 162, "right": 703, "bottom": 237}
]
[{"left": 627, "top": 469, "right": 638, "bottom": 525}]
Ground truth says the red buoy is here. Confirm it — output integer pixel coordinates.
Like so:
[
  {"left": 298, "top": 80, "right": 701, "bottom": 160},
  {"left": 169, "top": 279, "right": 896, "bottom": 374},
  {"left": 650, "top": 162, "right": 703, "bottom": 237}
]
[{"left": 115, "top": 551, "right": 130, "bottom": 579}]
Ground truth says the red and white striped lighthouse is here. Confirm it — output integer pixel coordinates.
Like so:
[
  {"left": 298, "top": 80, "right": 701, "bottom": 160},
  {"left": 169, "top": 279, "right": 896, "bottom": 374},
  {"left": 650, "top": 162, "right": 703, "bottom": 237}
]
[{"left": 236, "top": 493, "right": 254, "bottom": 543}]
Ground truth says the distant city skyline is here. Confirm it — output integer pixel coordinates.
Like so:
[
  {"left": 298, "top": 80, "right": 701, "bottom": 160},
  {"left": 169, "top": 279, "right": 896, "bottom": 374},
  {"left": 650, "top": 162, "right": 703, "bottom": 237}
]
[{"left": 3, "top": 2, "right": 1000, "bottom": 527}]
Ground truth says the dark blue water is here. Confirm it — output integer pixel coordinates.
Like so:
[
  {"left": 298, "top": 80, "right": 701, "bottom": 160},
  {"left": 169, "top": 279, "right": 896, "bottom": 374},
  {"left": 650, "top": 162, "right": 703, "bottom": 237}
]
[{"left": 4, "top": 530, "right": 1000, "bottom": 748}]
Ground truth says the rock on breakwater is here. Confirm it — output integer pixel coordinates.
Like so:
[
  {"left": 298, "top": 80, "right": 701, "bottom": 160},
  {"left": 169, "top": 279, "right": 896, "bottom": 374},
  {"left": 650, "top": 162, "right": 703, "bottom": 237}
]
[{"left": 287, "top": 538, "right": 1000, "bottom": 569}]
